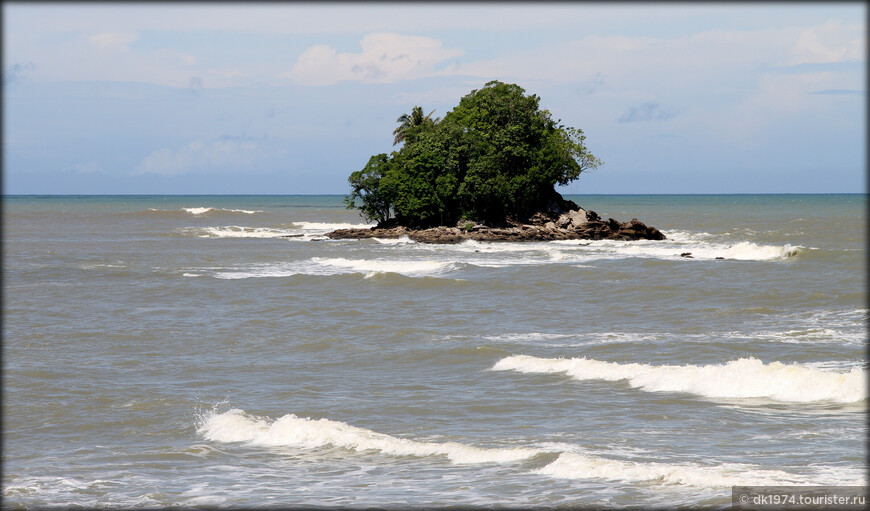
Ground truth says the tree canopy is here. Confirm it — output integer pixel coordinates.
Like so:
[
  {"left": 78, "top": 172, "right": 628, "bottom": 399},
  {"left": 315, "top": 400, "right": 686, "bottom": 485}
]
[{"left": 345, "top": 81, "right": 602, "bottom": 227}]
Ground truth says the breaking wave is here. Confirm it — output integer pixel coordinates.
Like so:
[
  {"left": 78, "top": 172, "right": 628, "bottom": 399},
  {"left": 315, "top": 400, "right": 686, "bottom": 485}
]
[
  {"left": 292, "top": 221, "right": 371, "bottom": 231},
  {"left": 311, "top": 257, "right": 457, "bottom": 278},
  {"left": 185, "top": 226, "right": 304, "bottom": 239},
  {"left": 408, "top": 236, "right": 803, "bottom": 265},
  {"left": 492, "top": 356, "right": 866, "bottom": 403},
  {"left": 146, "top": 207, "right": 264, "bottom": 216},
  {"left": 197, "top": 409, "right": 822, "bottom": 487},
  {"left": 204, "top": 257, "right": 460, "bottom": 279},
  {"left": 373, "top": 236, "right": 415, "bottom": 245},
  {"left": 549, "top": 238, "right": 803, "bottom": 262},
  {"left": 179, "top": 221, "right": 369, "bottom": 240},
  {"left": 198, "top": 409, "right": 537, "bottom": 464},
  {"left": 184, "top": 207, "right": 262, "bottom": 215},
  {"left": 534, "top": 453, "right": 812, "bottom": 486}
]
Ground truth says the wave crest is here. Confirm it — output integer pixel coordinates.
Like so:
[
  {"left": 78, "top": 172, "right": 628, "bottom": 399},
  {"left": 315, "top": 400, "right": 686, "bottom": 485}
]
[
  {"left": 535, "top": 453, "right": 803, "bottom": 486},
  {"left": 492, "top": 356, "right": 866, "bottom": 403},
  {"left": 293, "top": 221, "right": 372, "bottom": 231},
  {"left": 198, "top": 409, "right": 537, "bottom": 464},
  {"left": 183, "top": 226, "right": 303, "bottom": 239},
  {"left": 197, "top": 409, "right": 839, "bottom": 487}
]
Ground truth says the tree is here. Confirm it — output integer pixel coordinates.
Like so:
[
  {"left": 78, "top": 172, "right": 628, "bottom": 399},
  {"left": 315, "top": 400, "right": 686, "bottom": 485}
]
[
  {"left": 344, "top": 153, "right": 395, "bottom": 224},
  {"left": 347, "top": 81, "right": 602, "bottom": 227},
  {"left": 392, "top": 106, "right": 440, "bottom": 146}
]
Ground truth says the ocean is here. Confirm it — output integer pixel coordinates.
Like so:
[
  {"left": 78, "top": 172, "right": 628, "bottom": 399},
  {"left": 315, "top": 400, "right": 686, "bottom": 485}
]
[{"left": 2, "top": 194, "right": 866, "bottom": 508}]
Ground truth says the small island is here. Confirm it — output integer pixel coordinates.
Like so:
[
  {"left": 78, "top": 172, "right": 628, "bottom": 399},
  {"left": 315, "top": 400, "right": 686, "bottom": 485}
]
[{"left": 328, "top": 81, "right": 665, "bottom": 244}]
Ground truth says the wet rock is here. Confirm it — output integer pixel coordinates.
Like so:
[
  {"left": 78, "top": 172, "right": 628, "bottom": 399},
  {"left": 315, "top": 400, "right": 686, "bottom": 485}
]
[{"left": 327, "top": 206, "right": 667, "bottom": 244}]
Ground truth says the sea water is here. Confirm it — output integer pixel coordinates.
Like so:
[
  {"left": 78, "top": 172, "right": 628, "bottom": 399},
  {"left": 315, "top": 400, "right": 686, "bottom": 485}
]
[{"left": 2, "top": 194, "right": 866, "bottom": 508}]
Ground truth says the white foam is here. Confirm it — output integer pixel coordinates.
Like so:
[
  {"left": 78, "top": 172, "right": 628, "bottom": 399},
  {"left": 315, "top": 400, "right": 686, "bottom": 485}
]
[
  {"left": 443, "top": 236, "right": 803, "bottom": 263},
  {"left": 483, "top": 332, "right": 665, "bottom": 346},
  {"left": 293, "top": 221, "right": 371, "bottom": 231},
  {"left": 453, "top": 239, "right": 553, "bottom": 254},
  {"left": 1, "top": 475, "right": 163, "bottom": 508},
  {"left": 198, "top": 409, "right": 538, "bottom": 464},
  {"left": 311, "top": 257, "right": 457, "bottom": 278},
  {"left": 484, "top": 332, "right": 579, "bottom": 343},
  {"left": 698, "top": 241, "right": 802, "bottom": 260},
  {"left": 483, "top": 323, "right": 864, "bottom": 348},
  {"left": 180, "top": 207, "right": 262, "bottom": 215},
  {"left": 210, "top": 257, "right": 459, "bottom": 279},
  {"left": 492, "top": 356, "right": 867, "bottom": 403},
  {"left": 81, "top": 263, "right": 125, "bottom": 270},
  {"left": 184, "top": 207, "right": 212, "bottom": 215},
  {"left": 764, "top": 328, "right": 864, "bottom": 345},
  {"left": 660, "top": 230, "right": 714, "bottom": 242},
  {"left": 373, "top": 236, "right": 415, "bottom": 245},
  {"left": 188, "top": 220, "right": 802, "bottom": 264},
  {"left": 587, "top": 239, "right": 801, "bottom": 261},
  {"left": 535, "top": 453, "right": 803, "bottom": 486},
  {"left": 198, "top": 409, "right": 822, "bottom": 488},
  {"left": 188, "top": 226, "right": 302, "bottom": 239}
]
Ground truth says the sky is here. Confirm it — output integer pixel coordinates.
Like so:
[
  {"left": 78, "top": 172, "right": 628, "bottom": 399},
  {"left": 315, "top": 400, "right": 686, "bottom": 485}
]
[{"left": 2, "top": 2, "right": 866, "bottom": 195}]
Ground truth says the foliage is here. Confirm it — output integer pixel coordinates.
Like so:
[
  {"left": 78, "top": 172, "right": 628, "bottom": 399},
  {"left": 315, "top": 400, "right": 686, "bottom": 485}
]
[
  {"left": 392, "top": 106, "right": 440, "bottom": 146},
  {"left": 344, "top": 153, "right": 394, "bottom": 224},
  {"left": 345, "top": 81, "right": 602, "bottom": 227}
]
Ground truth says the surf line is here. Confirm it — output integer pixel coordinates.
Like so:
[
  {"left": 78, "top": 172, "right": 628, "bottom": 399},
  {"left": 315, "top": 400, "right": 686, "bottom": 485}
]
[{"left": 197, "top": 408, "right": 823, "bottom": 487}]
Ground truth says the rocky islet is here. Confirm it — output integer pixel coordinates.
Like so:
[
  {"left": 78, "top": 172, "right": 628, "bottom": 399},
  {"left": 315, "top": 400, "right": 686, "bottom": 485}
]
[{"left": 327, "top": 196, "right": 666, "bottom": 244}]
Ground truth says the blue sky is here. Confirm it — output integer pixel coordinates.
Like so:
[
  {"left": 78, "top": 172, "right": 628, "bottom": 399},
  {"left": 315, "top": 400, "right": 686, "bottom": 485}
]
[{"left": 3, "top": 2, "right": 866, "bottom": 194}]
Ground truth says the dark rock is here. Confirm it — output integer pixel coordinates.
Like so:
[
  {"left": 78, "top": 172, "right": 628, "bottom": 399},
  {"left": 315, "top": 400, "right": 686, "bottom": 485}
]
[
  {"left": 327, "top": 191, "right": 665, "bottom": 243},
  {"left": 327, "top": 204, "right": 667, "bottom": 244}
]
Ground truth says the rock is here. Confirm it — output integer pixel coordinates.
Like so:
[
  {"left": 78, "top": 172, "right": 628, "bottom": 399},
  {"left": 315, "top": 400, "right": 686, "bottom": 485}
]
[
  {"left": 326, "top": 204, "right": 666, "bottom": 243},
  {"left": 567, "top": 209, "right": 588, "bottom": 227},
  {"left": 680, "top": 252, "right": 693, "bottom": 258}
]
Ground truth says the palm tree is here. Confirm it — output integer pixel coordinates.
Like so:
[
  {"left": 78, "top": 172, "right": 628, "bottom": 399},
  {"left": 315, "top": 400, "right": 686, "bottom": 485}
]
[{"left": 392, "top": 106, "right": 440, "bottom": 145}]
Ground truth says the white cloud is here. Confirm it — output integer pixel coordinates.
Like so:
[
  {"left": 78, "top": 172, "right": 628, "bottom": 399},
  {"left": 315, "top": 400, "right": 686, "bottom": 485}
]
[
  {"left": 453, "top": 27, "right": 801, "bottom": 91},
  {"left": 790, "top": 21, "right": 864, "bottom": 65},
  {"left": 88, "top": 31, "right": 137, "bottom": 51},
  {"left": 285, "top": 33, "right": 463, "bottom": 86},
  {"left": 133, "top": 138, "right": 265, "bottom": 176}
]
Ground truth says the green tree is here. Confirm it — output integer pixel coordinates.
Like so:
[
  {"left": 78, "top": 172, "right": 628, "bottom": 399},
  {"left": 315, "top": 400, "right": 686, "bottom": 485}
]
[
  {"left": 392, "top": 106, "right": 440, "bottom": 146},
  {"left": 346, "top": 81, "right": 602, "bottom": 227},
  {"left": 344, "top": 153, "right": 395, "bottom": 224}
]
